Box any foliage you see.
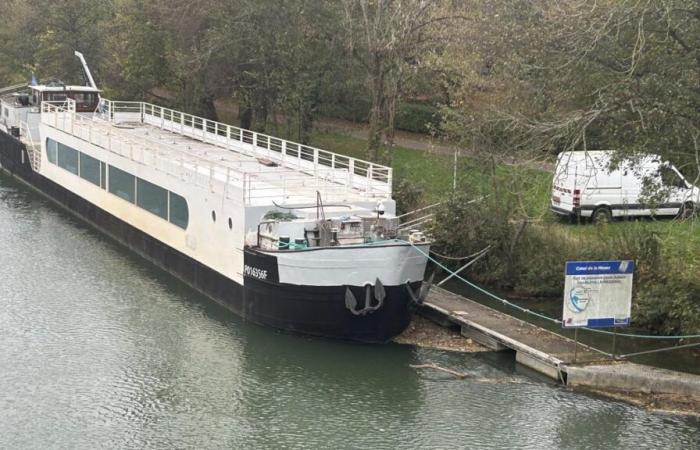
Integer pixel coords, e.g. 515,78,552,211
392,177,424,216
435,0,700,181
1,0,697,335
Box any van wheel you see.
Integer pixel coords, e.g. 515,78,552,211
592,207,612,224
678,202,696,219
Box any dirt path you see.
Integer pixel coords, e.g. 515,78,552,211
214,99,554,172
314,117,459,155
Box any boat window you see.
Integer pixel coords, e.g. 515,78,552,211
48,93,67,102
46,138,57,164
108,165,136,203
42,140,187,228
169,192,189,229
100,162,106,189
73,92,97,107
137,178,168,220
79,152,101,186
57,142,79,175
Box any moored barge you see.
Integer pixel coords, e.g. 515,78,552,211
0,53,430,343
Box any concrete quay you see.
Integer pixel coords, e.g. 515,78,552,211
422,287,700,410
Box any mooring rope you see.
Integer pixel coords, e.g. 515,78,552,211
399,239,700,341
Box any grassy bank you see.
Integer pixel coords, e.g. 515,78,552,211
309,130,700,336
310,131,551,213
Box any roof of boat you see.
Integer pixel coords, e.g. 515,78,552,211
30,85,101,93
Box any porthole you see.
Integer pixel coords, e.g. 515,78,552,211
212,210,216,222
228,217,233,230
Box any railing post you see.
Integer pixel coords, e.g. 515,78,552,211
367,165,373,193
209,162,214,192
225,167,231,198
348,159,355,188
313,148,319,177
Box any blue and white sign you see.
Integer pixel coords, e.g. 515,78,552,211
562,260,634,328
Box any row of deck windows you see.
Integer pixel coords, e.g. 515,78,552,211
46,138,189,229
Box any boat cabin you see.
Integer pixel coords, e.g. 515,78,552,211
29,84,100,112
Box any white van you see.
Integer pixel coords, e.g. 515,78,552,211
551,151,699,222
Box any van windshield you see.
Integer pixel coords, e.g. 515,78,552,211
659,166,687,189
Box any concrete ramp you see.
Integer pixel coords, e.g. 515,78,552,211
423,287,700,406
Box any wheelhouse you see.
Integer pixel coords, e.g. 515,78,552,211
30,84,100,113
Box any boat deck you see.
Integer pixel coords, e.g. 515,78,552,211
39,100,392,206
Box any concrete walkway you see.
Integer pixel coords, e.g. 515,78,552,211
422,287,700,408
423,287,602,379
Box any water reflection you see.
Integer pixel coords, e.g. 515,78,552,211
1,172,699,449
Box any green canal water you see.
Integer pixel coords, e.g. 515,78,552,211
0,172,698,449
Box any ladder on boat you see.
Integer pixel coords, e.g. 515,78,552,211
19,121,41,172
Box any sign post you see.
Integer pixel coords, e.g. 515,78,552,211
562,260,635,359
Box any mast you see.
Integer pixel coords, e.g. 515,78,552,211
74,51,97,90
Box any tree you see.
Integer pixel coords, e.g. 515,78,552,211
105,0,170,100
438,1,699,182
340,0,455,162
19,0,113,83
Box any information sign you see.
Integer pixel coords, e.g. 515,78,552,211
562,260,634,328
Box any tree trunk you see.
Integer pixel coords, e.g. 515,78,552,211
367,62,386,162
196,95,218,121
239,99,253,130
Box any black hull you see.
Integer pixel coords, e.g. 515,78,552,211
0,131,416,343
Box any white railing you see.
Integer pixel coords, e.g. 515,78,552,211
41,101,391,204
19,120,41,171
100,99,392,197
42,101,247,201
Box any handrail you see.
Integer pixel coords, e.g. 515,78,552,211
101,99,393,191
0,83,28,96
40,101,391,204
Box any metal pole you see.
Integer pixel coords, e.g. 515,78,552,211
453,149,458,190
573,328,579,363
611,326,618,359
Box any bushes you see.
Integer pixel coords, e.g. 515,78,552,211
429,183,700,336
392,177,425,215
318,100,442,134
394,103,442,134
634,280,700,336
318,98,371,123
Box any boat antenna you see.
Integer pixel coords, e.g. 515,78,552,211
316,191,326,221
74,51,98,90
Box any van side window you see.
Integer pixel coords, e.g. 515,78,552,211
659,167,686,189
